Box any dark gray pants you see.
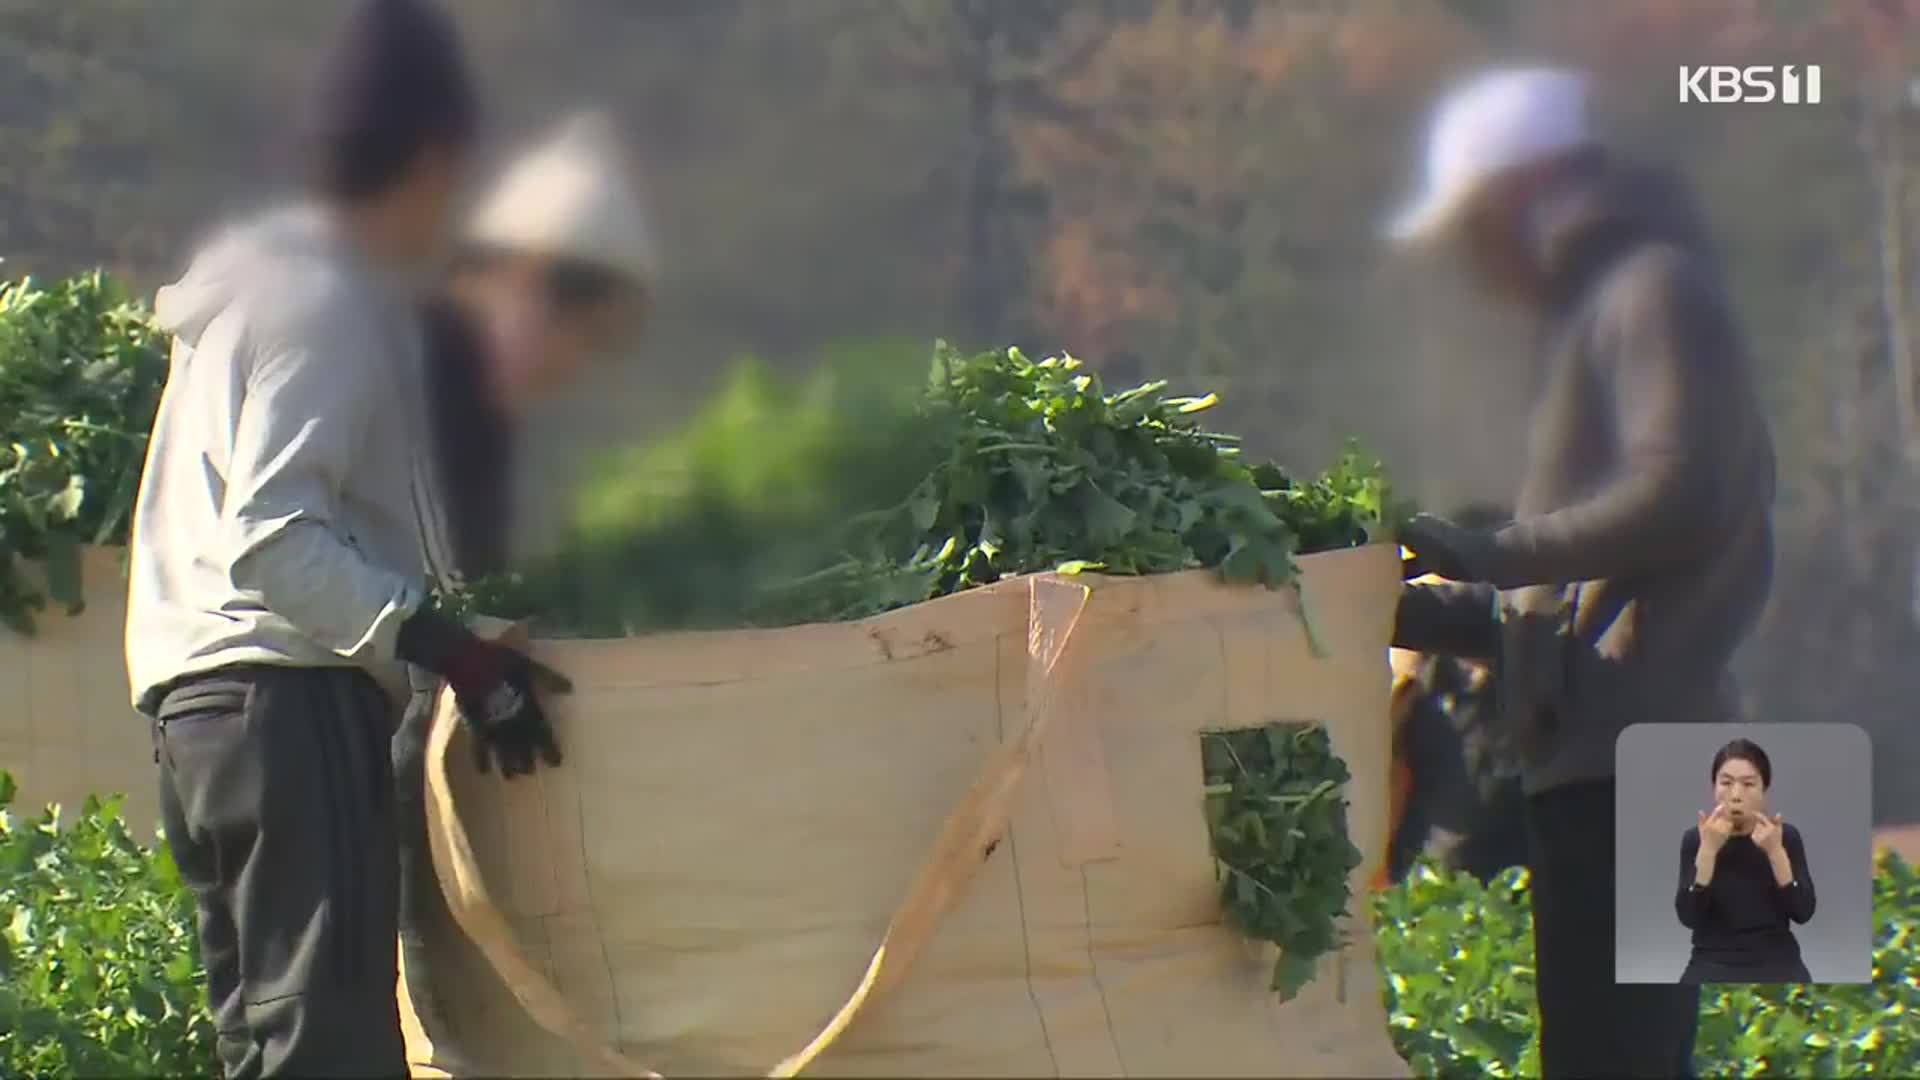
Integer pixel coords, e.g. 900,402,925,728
152,664,406,1080
391,671,455,1045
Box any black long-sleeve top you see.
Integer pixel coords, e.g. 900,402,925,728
1675,823,1815,983
419,297,515,581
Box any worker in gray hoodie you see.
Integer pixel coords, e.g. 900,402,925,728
1385,68,1774,1077
124,2,567,1075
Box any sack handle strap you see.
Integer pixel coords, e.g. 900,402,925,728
421,576,1093,1078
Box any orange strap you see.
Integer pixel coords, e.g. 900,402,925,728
1374,757,1412,892
1374,661,1421,892
420,581,1094,1077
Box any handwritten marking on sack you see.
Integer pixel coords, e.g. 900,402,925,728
866,627,958,662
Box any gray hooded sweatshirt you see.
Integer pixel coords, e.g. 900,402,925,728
125,205,452,710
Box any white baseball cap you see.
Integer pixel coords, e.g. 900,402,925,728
467,110,658,287
1386,66,1595,245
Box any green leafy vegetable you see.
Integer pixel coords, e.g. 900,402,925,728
453,341,1410,635
1202,721,1366,1001
7,766,1918,1075
0,772,217,1076
449,341,944,632
0,270,169,635
1373,853,1920,1077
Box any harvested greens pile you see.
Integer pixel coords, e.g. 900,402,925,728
1203,722,1367,1001
457,341,1404,1002
0,271,169,634
457,341,1403,634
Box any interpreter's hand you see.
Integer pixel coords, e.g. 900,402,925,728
1698,803,1735,854
1751,812,1786,857
1397,513,1499,584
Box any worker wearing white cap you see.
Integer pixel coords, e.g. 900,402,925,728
415,109,656,580
1385,67,1776,1077
391,109,657,1064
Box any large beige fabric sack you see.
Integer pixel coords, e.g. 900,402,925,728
402,544,1408,1078
0,546,155,838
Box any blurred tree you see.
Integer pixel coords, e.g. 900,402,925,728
1007,0,1479,462
813,0,1134,350
0,0,198,276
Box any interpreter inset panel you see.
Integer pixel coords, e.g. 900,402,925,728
1614,722,1873,986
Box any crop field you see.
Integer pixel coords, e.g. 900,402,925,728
4,268,1918,1078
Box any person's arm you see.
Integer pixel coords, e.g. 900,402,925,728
1675,827,1713,928
222,284,424,661
1393,580,1497,660
1776,824,1816,924
1477,251,1743,589
419,299,517,579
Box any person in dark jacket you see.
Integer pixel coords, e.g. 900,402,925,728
1677,738,1815,984
391,111,655,1069
1384,67,1776,1078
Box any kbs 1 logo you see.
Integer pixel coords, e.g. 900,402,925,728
1679,64,1822,104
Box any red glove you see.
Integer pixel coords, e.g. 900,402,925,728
398,609,570,777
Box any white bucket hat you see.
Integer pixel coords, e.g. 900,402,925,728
1386,66,1595,245
466,110,658,287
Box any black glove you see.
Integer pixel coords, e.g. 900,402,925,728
1399,512,1501,584
397,609,571,778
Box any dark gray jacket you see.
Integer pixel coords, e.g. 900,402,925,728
1395,154,1777,796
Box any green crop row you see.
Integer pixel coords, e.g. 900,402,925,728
7,776,1915,1077
0,271,168,634
1378,852,1920,1077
